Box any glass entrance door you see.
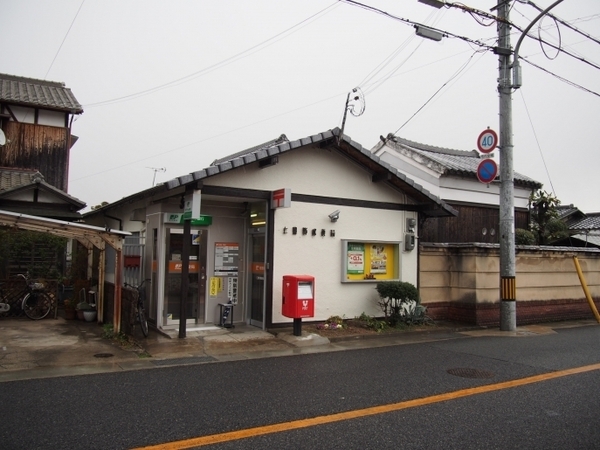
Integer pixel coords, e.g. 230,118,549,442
249,231,265,328
164,228,207,325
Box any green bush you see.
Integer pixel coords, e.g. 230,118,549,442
376,281,427,327
376,281,419,303
515,228,536,245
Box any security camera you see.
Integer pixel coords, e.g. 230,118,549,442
328,210,340,222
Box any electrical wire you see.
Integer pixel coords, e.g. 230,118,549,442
538,15,561,60
519,57,600,98
340,0,495,51
71,91,344,182
358,4,446,96
517,90,556,195
392,50,480,135
521,0,600,47
511,22,600,72
84,2,339,108
44,0,86,79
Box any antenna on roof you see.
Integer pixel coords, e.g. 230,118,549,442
147,167,166,186
338,87,365,144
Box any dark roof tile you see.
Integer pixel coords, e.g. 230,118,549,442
0,73,83,113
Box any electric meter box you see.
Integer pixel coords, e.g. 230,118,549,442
282,275,315,319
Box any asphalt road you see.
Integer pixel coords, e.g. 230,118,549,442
1,324,599,450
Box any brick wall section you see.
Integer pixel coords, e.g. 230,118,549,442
426,298,598,326
420,243,600,326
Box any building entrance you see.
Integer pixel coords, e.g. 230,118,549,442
163,227,207,325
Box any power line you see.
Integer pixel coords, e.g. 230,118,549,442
517,90,556,196
44,0,86,79
520,57,600,98
392,49,481,135
84,2,339,108
340,0,495,51
71,91,344,183
519,0,600,46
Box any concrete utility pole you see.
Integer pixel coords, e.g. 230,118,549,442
496,0,516,331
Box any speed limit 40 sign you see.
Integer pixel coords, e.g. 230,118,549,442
477,129,498,154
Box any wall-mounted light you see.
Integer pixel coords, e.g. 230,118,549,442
252,220,266,226
328,210,340,222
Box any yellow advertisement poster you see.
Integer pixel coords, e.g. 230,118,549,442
345,241,396,281
370,244,387,274
209,277,222,297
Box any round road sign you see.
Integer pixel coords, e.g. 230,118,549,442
477,159,498,184
477,129,498,154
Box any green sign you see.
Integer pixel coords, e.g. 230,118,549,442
164,213,212,226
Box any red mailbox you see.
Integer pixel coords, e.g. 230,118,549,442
282,275,315,319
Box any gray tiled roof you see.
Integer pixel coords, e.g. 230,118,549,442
568,213,600,232
0,167,43,191
165,128,457,218
0,73,83,114
0,167,85,207
211,134,289,166
383,135,542,188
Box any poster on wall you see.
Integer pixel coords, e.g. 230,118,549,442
342,240,399,282
214,242,239,276
370,244,387,274
347,243,365,275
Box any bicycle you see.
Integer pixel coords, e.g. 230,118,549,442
18,273,53,320
124,279,149,337
0,282,10,313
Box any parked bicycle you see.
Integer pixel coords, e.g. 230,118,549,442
124,279,149,337
0,282,10,313
18,273,53,320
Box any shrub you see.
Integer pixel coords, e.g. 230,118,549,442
375,281,428,327
515,228,536,245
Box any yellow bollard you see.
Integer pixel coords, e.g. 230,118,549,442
573,256,600,323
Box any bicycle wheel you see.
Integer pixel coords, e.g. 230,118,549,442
138,306,148,337
22,292,52,320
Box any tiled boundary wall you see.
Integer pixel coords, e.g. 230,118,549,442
420,243,600,326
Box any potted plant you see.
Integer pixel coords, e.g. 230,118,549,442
76,297,96,321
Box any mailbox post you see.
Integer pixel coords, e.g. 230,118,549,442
282,275,315,336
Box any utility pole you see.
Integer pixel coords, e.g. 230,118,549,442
496,1,516,331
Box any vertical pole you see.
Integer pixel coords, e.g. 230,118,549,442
497,1,516,331
293,318,302,337
179,216,190,338
114,248,123,334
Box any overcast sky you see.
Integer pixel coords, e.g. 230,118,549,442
2,0,599,212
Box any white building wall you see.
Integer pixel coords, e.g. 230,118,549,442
271,202,418,324
207,146,409,204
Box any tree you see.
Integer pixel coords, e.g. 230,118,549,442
528,189,568,245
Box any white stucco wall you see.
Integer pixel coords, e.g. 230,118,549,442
270,200,418,324
206,145,410,204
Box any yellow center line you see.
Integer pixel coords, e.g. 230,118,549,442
133,362,600,450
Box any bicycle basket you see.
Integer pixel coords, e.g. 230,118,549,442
30,282,46,291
